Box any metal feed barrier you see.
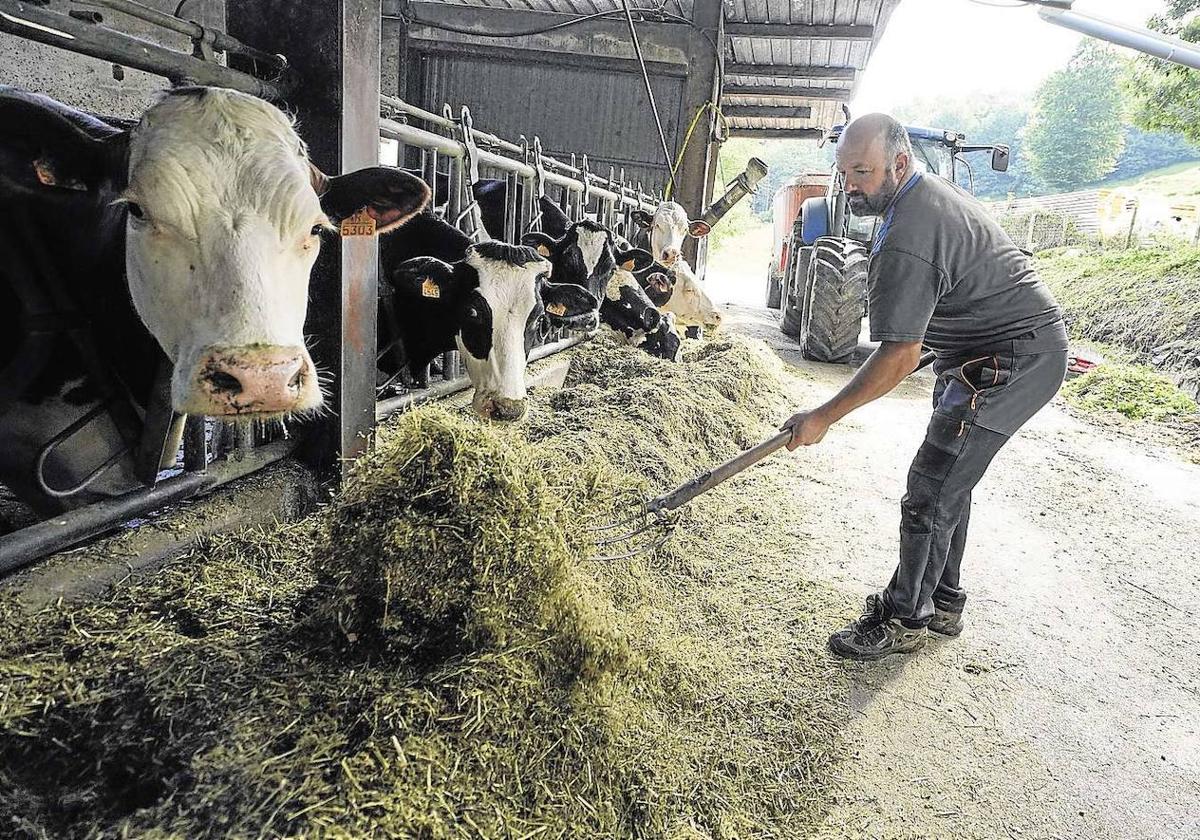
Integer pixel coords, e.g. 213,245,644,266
0,5,663,573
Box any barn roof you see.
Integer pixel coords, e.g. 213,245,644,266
412,0,902,137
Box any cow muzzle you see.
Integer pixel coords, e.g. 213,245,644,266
184,345,321,417
475,394,527,423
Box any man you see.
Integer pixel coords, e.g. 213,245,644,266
782,114,1068,661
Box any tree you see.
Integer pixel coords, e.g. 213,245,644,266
1126,0,1200,144
1024,42,1127,193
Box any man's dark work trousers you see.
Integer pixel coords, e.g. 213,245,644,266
883,346,1068,627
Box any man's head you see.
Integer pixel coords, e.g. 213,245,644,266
836,113,913,217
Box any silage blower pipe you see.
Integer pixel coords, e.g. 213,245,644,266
692,157,768,236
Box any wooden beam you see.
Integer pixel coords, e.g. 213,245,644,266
727,128,826,139
725,63,857,81
723,105,813,119
723,84,852,99
674,0,723,268
724,23,873,40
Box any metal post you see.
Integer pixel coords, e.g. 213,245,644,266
1126,201,1140,249
227,0,382,477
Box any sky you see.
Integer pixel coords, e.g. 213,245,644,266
851,0,1169,113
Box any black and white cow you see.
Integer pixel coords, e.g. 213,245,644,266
601,270,681,361
0,86,429,510
381,218,595,422
630,201,722,332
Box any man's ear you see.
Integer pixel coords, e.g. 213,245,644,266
521,231,558,259
0,91,127,197
388,256,458,304
687,219,711,238
315,165,431,234
540,280,597,322
616,247,653,273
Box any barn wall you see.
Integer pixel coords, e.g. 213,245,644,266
0,0,227,117
410,44,687,191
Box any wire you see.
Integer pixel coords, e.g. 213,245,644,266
622,0,674,172
172,0,196,17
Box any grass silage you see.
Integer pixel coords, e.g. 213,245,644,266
0,335,849,839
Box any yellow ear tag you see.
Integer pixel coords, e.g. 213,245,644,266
420,277,440,299
536,244,552,258
620,259,636,271
339,209,377,237
546,302,567,317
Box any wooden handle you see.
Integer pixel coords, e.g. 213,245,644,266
646,430,793,515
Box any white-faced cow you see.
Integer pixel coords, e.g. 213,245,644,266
0,86,429,511
629,202,723,334
381,217,595,422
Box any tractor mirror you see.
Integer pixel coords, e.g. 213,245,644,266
991,145,1011,173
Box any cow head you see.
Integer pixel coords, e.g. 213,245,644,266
522,221,651,328
662,261,722,332
113,88,430,418
631,201,708,266
635,262,675,308
387,241,595,421
601,270,680,361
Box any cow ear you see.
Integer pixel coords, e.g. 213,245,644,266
540,280,596,322
631,210,653,230
616,248,653,273
688,219,711,238
388,256,457,303
537,196,572,239
317,165,431,234
0,92,126,196
521,231,557,259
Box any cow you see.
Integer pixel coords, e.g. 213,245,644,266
601,269,681,361
380,216,595,422
631,200,708,267
660,259,723,334
0,86,430,511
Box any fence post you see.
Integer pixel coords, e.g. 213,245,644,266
1126,201,1140,249
1192,216,1200,247
1060,213,1069,247
1026,211,1038,251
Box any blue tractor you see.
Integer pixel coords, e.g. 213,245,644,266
779,125,1010,362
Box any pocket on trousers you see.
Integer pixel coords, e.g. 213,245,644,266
911,412,970,483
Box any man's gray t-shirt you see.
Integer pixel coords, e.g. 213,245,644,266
868,171,1066,358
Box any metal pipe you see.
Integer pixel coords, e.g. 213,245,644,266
0,437,297,575
0,0,283,98
375,335,585,421
1038,7,1200,70
88,0,287,69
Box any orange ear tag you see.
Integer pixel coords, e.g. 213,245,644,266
339,210,377,237
620,259,636,271
546,302,567,316
420,278,440,299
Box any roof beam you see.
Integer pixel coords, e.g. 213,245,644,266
723,23,873,40
724,63,858,81
723,105,813,119
722,84,852,99
727,128,827,139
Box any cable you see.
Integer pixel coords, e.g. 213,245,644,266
622,0,674,172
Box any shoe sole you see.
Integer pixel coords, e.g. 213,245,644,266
928,623,963,638
827,634,927,662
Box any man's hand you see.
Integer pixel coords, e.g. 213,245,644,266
780,409,832,450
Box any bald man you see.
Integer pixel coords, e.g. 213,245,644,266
781,114,1068,661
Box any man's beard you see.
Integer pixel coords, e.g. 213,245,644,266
847,169,899,217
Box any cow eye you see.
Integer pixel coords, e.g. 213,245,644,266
310,224,324,236
465,306,480,321
127,202,144,220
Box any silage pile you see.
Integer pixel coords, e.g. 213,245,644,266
0,335,849,839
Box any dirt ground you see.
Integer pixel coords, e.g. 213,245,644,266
717,303,1199,840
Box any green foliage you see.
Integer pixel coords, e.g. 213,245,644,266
709,139,772,248
1126,2,1200,144
1108,125,1200,182
1025,42,1127,192
1062,362,1198,421
716,136,831,221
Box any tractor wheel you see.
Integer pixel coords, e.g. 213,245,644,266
780,246,812,338
766,264,782,309
799,236,869,363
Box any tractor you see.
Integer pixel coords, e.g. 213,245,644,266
774,125,1011,362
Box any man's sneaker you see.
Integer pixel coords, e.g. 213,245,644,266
928,606,964,637
828,595,926,661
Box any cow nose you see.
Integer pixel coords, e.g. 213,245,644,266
196,346,309,414
483,396,527,422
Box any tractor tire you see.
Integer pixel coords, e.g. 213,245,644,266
799,237,869,363
780,246,812,338
766,264,783,309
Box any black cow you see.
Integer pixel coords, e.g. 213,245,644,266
601,270,681,361
381,217,595,421
0,86,428,513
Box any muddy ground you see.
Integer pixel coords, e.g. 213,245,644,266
719,304,1199,840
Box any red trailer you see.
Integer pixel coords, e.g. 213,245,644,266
767,173,829,308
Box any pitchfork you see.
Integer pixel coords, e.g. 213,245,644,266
591,351,937,561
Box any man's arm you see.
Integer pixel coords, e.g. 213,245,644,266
781,340,924,450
